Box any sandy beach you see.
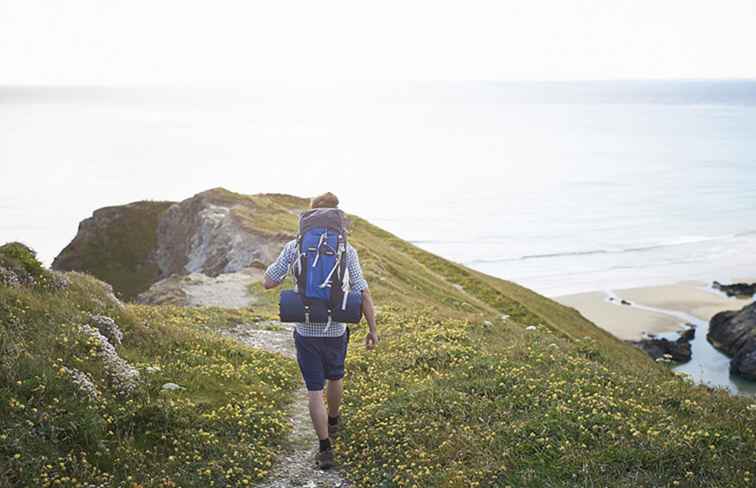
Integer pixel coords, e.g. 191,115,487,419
557,281,754,341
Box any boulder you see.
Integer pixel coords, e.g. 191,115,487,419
633,337,692,363
708,302,756,355
708,302,756,380
712,281,756,299
731,339,756,381
679,327,696,342
633,328,695,363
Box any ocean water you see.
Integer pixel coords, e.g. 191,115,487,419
1,81,756,297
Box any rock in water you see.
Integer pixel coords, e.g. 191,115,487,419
679,327,696,342
708,302,756,380
632,329,695,363
731,340,756,381
634,338,692,363
709,302,756,354
712,281,756,298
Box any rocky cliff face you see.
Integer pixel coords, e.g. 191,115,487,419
52,201,173,300
154,189,292,278
53,188,307,301
708,302,756,380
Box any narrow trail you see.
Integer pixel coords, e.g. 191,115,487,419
221,321,351,488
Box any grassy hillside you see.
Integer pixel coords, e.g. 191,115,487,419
1,243,298,487
233,194,756,487
5,189,756,487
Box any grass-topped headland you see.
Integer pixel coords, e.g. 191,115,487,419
8,189,756,487
52,200,173,301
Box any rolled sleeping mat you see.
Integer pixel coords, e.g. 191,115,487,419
332,291,363,323
279,290,328,323
279,290,363,324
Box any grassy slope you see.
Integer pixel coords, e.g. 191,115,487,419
6,189,756,487
238,194,756,488
53,201,174,301
1,244,299,487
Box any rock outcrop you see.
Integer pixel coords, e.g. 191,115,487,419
632,329,694,363
731,341,756,381
712,281,756,298
709,302,756,355
153,189,293,278
52,201,173,299
53,188,308,300
708,301,756,380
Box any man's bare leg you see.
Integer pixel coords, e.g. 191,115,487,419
307,390,329,440
326,378,343,418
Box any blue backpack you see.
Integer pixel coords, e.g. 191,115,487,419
279,208,362,325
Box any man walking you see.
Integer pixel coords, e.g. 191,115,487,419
263,192,379,470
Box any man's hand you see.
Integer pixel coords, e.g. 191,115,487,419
263,275,280,290
361,289,378,350
365,331,379,350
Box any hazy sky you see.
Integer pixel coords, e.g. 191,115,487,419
2,0,756,84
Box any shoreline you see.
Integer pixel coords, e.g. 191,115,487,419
556,280,754,341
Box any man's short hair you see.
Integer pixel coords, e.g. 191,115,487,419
311,192,339,209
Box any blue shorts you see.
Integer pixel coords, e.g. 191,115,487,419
293,328,350,391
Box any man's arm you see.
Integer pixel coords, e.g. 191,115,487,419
362,289,378,350
263,241,296,289
346,245,379,350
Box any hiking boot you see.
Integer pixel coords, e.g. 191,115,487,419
316,448,335,470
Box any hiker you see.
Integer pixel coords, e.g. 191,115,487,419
263,192,379,470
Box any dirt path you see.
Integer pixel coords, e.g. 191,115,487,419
221,322,351,488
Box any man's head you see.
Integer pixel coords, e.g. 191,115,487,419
311,192,339,209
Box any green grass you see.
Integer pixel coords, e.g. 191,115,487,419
234,196,756,488
1,245,298,487
8,190,756,487
340,307,756,487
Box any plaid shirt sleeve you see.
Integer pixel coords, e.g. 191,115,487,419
264,240,297,284
346,245,369,293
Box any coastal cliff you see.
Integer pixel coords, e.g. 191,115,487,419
52,189,305,300
52,200,172,299
4,188,756,487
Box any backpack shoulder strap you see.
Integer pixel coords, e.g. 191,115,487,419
293,235,306,293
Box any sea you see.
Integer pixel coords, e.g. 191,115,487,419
2,81,756,297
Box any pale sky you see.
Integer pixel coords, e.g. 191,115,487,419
2,0,756,84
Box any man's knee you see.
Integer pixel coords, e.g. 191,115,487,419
307,388,324,399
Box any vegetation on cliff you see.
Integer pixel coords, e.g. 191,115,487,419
52,201,173,300
1,244,298,487
233,193,756,487
6,190,756,487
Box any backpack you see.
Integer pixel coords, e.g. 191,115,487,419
290,208,353,324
